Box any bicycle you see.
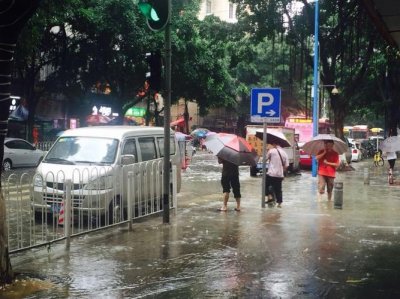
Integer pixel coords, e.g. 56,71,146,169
373,149,384,167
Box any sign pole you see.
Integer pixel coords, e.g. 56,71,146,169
312,0,319,177
261,120,268,208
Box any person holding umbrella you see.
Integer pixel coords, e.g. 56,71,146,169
265,142,289,208
217,156,241,212
204,133,258,211
254,129,291,208
315,140,340,200
381,128,398,184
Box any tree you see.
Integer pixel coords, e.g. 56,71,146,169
12,0,69,141
13,0,153,132
171,1,237,115
231,0,386,137
0,0,41,284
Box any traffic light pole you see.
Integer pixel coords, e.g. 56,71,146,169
162,0,171,224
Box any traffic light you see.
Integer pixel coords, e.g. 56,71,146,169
138,0,169,31
145,51,162,91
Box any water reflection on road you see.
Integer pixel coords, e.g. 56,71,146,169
5,153,400,298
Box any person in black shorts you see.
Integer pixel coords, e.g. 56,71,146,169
218,157,241,211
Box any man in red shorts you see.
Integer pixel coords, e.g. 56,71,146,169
316,140,340,200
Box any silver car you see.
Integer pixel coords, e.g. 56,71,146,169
3,138,45,171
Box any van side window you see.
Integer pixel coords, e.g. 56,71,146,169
138,137,157,161
122,139,137,157
158,137,176,157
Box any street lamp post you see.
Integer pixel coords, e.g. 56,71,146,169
312,1,340,177
311,82,339,177
312,0,319,177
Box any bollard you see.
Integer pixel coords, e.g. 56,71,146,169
363,167,370,185
333,182,343,209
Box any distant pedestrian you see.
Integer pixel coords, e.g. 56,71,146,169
316,140,340,200
265,143,289,208
387,151,396,184
218,157,241,211
386,128,397,184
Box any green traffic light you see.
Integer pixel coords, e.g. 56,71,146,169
138,0,169,31
138,1,160,22
150,9,160,21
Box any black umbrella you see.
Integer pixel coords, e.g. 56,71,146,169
255,129,291,148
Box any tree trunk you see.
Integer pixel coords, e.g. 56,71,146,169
0,0,40,285
386,52,400,134
183,100,189,134
330,95,346,139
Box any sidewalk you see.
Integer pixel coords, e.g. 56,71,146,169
8,156,400,298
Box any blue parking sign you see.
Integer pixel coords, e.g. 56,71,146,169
250,88,281,123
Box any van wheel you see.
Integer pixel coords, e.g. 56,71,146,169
250,166,258,177
108,196,122,224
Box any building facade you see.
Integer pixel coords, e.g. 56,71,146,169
198,0,237,23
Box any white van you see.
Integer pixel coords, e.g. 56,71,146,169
32,126,181,222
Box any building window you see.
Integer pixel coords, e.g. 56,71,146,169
229,3,234,19
206,0,211,14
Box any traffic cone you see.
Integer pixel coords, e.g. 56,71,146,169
58,201,65,225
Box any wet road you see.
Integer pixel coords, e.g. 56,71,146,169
5,152,400,298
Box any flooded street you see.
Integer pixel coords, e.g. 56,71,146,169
4,152,400,298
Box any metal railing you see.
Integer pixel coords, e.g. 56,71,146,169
36,141,54,151
2,161,177,254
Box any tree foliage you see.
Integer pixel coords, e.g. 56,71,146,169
171,1,237,115
231,0,394,136
12,0,241,131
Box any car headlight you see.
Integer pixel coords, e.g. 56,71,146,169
34,176,43,187
85,176,113,190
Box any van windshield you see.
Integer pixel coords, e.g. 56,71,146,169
44,137,119,164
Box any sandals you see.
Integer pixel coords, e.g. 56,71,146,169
217,207,241,212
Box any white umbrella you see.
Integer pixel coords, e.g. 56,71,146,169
379,136,400,152
302,134,348,155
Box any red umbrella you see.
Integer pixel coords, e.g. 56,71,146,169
205,133,258,166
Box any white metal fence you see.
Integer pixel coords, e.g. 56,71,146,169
36,141,54,151
2,160,177,254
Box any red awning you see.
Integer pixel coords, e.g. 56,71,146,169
170,117,185,127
